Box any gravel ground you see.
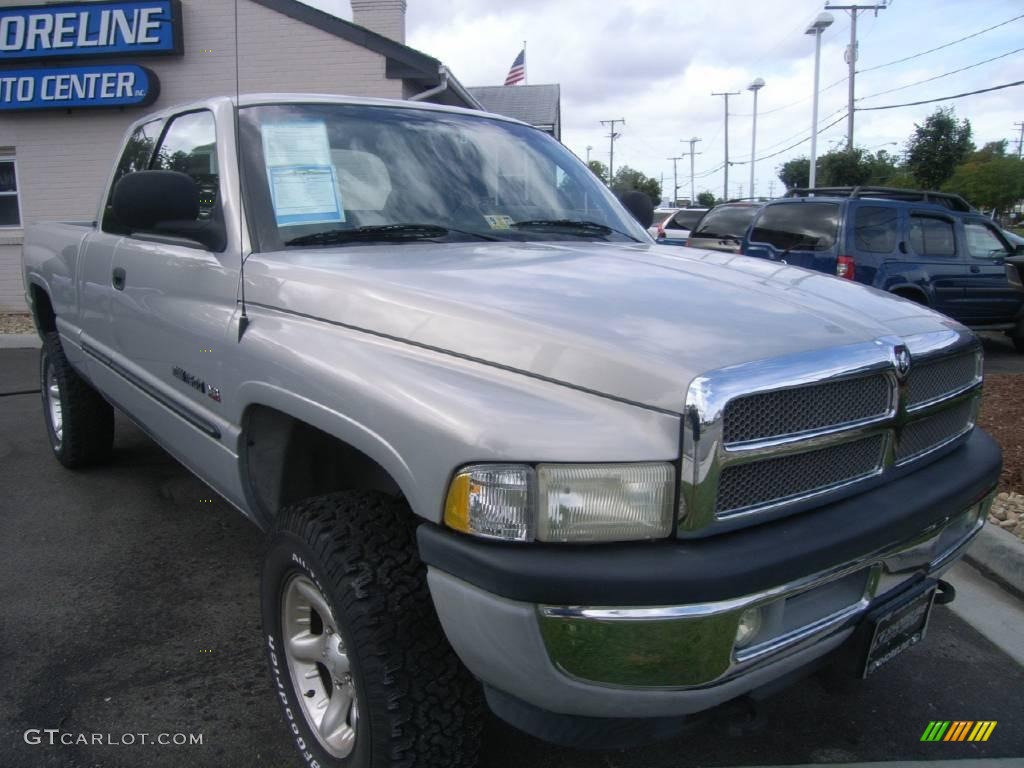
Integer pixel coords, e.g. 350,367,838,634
0,313,33,334
977,374,1024,538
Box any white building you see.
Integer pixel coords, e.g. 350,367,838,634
0,0,481,311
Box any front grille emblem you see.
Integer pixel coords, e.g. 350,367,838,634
893,345,912,381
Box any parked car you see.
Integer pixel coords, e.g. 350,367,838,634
656,207,708,245
22,96,1000,768
684,201,764,252
740,188,1024,351
648,207,679,238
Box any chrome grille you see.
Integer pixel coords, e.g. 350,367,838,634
715,435,886,516
896,399,976,463
906,352,978,408
723,374,891,445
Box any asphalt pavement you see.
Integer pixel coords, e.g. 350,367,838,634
1,347,1023,768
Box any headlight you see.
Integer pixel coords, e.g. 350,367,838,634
444,462,675,543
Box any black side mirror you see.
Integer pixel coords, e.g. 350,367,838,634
617,190,655,230
112,170,226,251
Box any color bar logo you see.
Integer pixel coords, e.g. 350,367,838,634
921,721,997,742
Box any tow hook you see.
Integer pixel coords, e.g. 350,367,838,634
934,579,956,605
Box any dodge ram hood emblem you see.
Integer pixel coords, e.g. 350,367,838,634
893,345,912,380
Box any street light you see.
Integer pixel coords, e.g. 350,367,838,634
586,145,593,163
806,11,834,190
747,77,765,199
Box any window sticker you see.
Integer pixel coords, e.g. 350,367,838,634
484,214,513,230
260,121,344,227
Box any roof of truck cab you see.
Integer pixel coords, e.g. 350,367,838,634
130,94,532,131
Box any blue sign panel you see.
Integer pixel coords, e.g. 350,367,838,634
0,1,183,62
0,64,159,110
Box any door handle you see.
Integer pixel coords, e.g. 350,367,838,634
970,265,980,274
112,267,126,290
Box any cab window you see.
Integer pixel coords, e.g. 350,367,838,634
101,119,163,234
150,110,220,220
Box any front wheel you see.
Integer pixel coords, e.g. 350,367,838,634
261,491,482,768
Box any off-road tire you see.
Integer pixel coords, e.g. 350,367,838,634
40,331,114,468
261,491,483,768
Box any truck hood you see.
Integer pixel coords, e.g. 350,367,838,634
245,241,958,412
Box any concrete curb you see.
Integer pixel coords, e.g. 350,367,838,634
965,522,1024,601
0,334,40,349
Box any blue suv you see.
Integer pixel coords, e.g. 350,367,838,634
741,187,1024,351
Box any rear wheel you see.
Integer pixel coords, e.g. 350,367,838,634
261,491,482,768
40,331,114,468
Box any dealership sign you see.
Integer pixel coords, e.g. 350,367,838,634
0,64,158,111
0,1,180,111
0,1,183,61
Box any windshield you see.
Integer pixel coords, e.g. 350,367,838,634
239,103,647,250
691,205,760,239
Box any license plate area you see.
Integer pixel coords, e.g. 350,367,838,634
862,581,936,678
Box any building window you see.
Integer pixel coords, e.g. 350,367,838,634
0,156,21,228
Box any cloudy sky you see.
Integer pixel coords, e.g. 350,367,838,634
303,0,1023,201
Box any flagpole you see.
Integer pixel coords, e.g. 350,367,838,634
523,40,527,85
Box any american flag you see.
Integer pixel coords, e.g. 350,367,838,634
504,49,525,86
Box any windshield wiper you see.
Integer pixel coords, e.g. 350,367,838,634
510,219,639,242
285,224,500,247
777,236,822,260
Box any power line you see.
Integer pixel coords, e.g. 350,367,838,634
731,113,849,164
857,12,1024,74
856,46,1024,102
731,75,847,117
854,80,1024,111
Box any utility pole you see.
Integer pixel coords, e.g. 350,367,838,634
667,156,683,205
586,145,593,164
683,137,701,205
1015,122,1024,159
768,179,776,198
826,2,888,149
737,183,744,200
600,118,625,184
711,92,740,201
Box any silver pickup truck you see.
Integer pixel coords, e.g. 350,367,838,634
22,94,1001,768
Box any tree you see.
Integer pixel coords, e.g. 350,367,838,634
610,165,661,205
863,149,901,186
586,159,609,184
904,107,974,190
696,190,717,208
777,157,810,189
818,149,873,186
945,155,1024,214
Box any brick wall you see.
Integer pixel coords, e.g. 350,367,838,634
0,0,406,311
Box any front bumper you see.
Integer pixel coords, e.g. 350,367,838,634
419,429,1000,719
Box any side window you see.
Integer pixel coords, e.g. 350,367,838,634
963,221,1010,260
853,206,898,253
101,120,162,234
150,111,220,220
0,156,22,227
909,215,956,257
